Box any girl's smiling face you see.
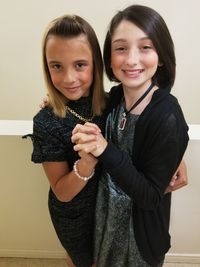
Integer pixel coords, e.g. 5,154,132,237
111,20,159,91
46,34,93,101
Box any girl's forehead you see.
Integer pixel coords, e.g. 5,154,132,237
46,34,92,52
45,34,93,61
47,33,89,45
112,20,148,42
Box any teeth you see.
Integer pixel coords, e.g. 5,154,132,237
125,70,142,73
124,70,142,75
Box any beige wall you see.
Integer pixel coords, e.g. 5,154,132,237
0,136,65,257
0,0,200,263
0,0,199,123
170,140,200,255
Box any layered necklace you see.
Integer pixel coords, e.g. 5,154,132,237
119,83,154,130
66,105,94,123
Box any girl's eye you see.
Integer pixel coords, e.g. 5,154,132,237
115,47,127,52
75,62,87,70
51,64,62,71
141,45,152,51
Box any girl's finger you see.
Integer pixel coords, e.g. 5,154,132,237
84,122,101,131
71,132,97,144
73,142,97,153
72,124,100,135
72,124,84,135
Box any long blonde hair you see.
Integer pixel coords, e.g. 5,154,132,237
42,15,106,118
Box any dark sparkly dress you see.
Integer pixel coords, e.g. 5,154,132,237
94,102,152,267
29,96,104,267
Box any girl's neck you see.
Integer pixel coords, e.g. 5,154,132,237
122,82,158,114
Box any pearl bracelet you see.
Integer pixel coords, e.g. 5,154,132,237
73,160,95,181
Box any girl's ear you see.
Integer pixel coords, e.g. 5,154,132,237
158,62,163,67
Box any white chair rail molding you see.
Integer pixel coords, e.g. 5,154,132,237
0,120,200,139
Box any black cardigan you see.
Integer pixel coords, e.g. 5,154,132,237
98,84,189,266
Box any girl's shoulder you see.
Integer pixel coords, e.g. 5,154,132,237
141,88,188,132
148,87,180,112
33,106,65,134
32,106,72,144
104,84,123,115
108,83,123,99
33,106,58,124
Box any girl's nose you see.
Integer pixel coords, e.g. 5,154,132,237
126,49,139,66
63,69,76,83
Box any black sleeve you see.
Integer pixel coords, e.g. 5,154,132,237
97,113,189,210
31,118,68,163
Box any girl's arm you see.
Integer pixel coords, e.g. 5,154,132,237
72,122,188,208
72,125,188,194
165,159,188,193
32,113,98,202
43,152,97,202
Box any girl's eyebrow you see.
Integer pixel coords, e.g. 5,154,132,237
112,39,127,44
74,59,89,63
48,60,61,64
112,36,151,44
48,59,89,64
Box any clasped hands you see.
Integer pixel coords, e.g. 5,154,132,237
71,122,107,157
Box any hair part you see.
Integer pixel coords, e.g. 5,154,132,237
103,5,176,88
42,15,106,118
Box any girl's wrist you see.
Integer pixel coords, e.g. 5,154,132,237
80,156,98,167
92,139,108,157
73,159,96,181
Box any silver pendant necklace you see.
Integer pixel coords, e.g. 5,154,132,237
118,83,154,130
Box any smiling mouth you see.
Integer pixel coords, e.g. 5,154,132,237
64,86,80,91
123,69,144,74
122,69,144,78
